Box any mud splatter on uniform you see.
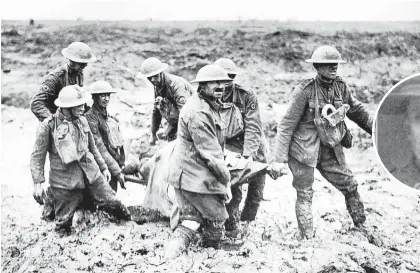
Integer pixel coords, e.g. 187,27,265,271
86,103,125,191
30,109,130,231
276,76,373,238
221,83,268,231
167,92,230,247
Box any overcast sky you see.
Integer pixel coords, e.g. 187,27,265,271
1,0,420,21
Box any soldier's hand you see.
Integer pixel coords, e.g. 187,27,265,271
118,172,126,190
103,169,111,183
149,134,158,146
33,183,45,205
268,162,289,180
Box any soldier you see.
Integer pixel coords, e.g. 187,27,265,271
30,85,131,235
137,57,194,145
31,41,96,121
273,46,373,239
164,65,232,258
214,58,268,237
85,81,126,192
30,41,95,220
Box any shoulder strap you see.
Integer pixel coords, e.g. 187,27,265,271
314,80,320,119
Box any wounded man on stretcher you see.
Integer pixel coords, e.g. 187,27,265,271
122,126,288,230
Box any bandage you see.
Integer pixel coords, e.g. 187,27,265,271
321,104,336,118
181,220,200,231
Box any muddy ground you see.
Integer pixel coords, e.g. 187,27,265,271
1,21,420,273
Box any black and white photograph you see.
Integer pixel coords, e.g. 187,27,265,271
375,73,420,190
1,1,420,272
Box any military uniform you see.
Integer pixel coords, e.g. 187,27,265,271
30,109,130,231
167,92,231,247
86,103,125,191
31,65,84,121
221,83,268,232
151,73,194,141
276,76,373,238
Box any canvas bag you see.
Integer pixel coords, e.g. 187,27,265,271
313,80,347,148
53,117,88,164
106,116,124,149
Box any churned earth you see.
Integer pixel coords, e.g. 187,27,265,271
1,20,420,273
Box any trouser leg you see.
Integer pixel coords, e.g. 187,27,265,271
174,189,228,249
49,187,83,233
289,156,315,239
225,185,242,231
87,176,131,221
166,123,178,142
241,173,266,221
41,186,55,221
317,146,366,226
109,175,119,192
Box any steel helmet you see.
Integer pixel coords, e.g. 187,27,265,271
54,85,92,108
86,81,121,94
214,58,238,75
137,57,169,78
191,64,233,83
305,45,346,64
61,42,96,63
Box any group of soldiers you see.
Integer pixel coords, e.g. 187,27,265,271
29,41,373,258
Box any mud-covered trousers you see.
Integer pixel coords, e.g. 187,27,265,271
288,145,366,239
225,173,266,231
174,188,228,248
46,179,130,231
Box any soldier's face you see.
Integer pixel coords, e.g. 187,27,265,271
223,74,235,89
96,93,111,108
70,104,85,118
147,73,162,86
68,60,87,74
407,99,420,161
202,81,225,100
315,63,338,80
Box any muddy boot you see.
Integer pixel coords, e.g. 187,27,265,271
344,188,366,227
202,220,224,249
240,174,265,222
164,225,195,259
295,190,314,239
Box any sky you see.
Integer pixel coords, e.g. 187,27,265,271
1,0,420,21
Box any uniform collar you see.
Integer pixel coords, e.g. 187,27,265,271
222,83,235,102
66,64,84,77
198,93,222,111
155,72,168,95
92,102,108,118
56,108,80,122
316,75,334,89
